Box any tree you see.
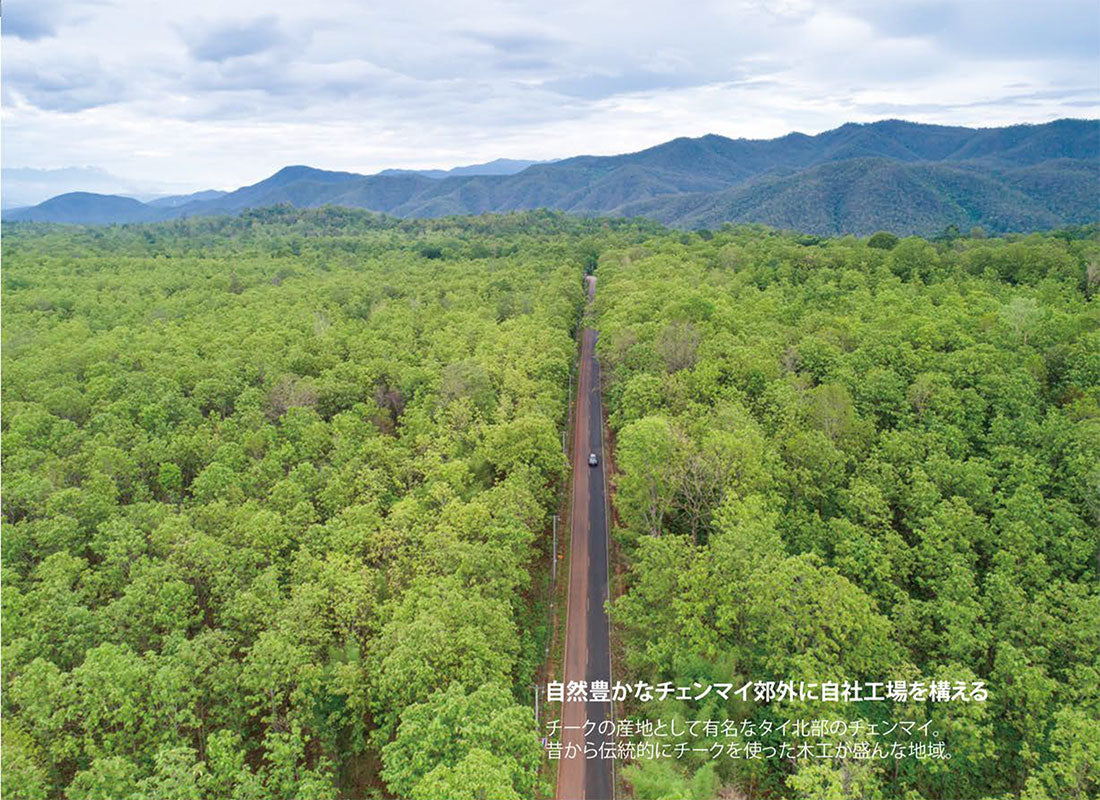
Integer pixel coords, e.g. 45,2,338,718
0,721,51,800
623,758,720,800
615,416,682,536
611,534,696,673
867,231,899,250
67,757,141,800
1026,707,1100,800
135,747,204,800
674,417,770,544
1000,296,1042,347
656,321,700,372
259,724,338,800
890,237,940,281
481,414,564,489
382,683,540,799
411,749,524,800
372,577,519,739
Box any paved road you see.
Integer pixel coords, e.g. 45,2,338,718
557,276,614,800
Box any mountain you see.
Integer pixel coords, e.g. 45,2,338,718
0,166,218,209
615,157,1100,235
6,192,156,224
146,189,228,208
377,158,548,179
6,119,1098,234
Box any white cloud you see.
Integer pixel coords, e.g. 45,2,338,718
2,0,1096,193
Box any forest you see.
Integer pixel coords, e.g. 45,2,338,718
0,208,656,799
2,207,1098,800
595,225,1100,799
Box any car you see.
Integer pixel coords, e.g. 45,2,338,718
588,452,599,466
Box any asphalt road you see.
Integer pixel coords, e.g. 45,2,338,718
557,277,614,800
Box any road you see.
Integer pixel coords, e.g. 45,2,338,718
557,276,614,800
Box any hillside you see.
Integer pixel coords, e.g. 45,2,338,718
377,157,548,179
6,119,1098,234
617,157,1100,235
7,192,157,224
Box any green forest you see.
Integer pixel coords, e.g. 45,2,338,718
2,208,1099,800
596,227,1100,799
0,208,652,799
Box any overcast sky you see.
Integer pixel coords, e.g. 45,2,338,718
3,0,1098,195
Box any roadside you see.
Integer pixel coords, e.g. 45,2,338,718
537,279,586,799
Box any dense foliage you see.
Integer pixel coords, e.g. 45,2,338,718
595,226,1100,799
0,208,657,799
4,208,1097,799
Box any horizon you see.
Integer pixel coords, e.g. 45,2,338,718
3,0,1098,205
5,115,1096,209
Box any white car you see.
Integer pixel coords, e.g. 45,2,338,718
588,452,599,466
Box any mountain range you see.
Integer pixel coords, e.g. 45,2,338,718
6,119,1098,235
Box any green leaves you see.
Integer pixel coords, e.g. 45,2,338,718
616,415,682,537
596,227,1100,800
2,215,592,798
382,683,540,800
5,210,1097,799
372,576,520,739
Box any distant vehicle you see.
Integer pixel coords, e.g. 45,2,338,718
588,452,599,466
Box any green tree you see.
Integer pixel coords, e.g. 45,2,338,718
616,416,682,536
382,683,540,799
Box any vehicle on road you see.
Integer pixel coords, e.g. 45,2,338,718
588,452,599,466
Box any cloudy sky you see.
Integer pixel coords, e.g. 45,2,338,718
3,0,1098,199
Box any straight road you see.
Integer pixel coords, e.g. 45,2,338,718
557,276,614,800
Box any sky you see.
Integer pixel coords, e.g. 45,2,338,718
3,0,1098,201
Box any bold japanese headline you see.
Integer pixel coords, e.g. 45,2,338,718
545,680,988,704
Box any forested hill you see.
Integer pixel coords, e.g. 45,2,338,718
7,119,1098,234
